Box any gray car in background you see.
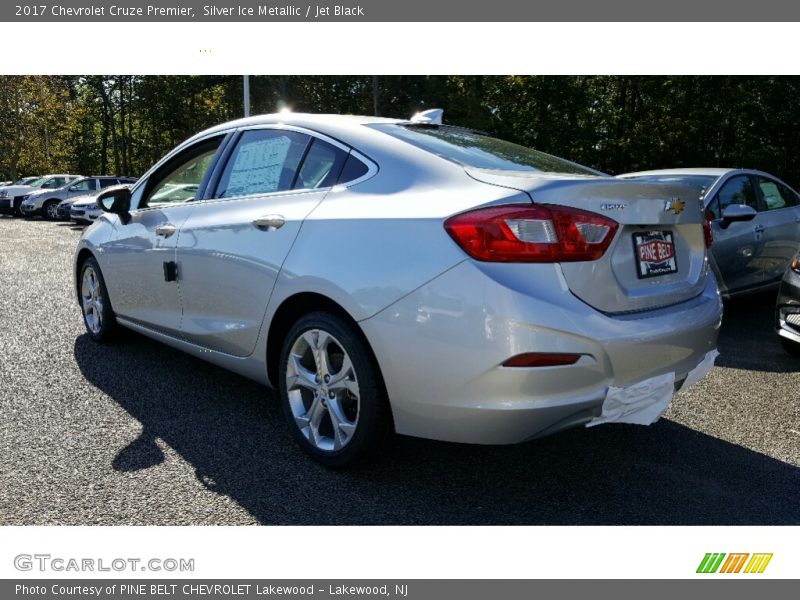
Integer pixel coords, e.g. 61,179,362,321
620,168,800,297
74,112,723,466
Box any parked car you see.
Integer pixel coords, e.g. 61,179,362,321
775,251,800,356
69,184,134,224
619,168,800,297
20,176,136,220
54,177,137,222
0,176,42,215
75,111,724,466
0,174,81,217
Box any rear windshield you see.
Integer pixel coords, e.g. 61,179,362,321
622,174,718,194
370,123,600,176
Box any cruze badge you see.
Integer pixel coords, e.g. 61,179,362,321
665,198,686,215
600,203,626,211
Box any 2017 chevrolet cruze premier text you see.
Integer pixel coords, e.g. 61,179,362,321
75,111,733,466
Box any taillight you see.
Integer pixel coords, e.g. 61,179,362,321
703,212,713,248
444,203,618,262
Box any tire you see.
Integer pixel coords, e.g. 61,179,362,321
79,257,119,342
278,311,393,467
780,336,800,357
42,199,59,221
12,198,23,217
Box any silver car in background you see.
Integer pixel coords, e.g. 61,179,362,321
0,174,79,216
74,112,723,466
620,168,800,297
21,175,135,220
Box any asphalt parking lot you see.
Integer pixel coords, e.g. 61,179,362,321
0,216,798,525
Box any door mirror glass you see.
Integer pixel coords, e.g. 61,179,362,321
97,186,132,215
720,204,757,228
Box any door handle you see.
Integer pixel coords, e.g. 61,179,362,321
252,215,285,231
155,223,177,237
754,225,765,233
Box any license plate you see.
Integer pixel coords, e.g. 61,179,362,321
633,230,677,279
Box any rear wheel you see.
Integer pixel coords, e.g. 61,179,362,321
79,257,119,342
42,199,59,220
780,336,800,357
278,311,392,467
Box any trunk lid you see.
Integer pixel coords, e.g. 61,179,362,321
466,168,709,313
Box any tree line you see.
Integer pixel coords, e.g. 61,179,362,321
1,76,799,187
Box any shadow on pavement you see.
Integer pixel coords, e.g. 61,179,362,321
716,291,799,373
73,326,800,526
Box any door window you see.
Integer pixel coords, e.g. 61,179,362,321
294,138,348,190
214,129,310,199
711,175,758,219
133,136,224,209
70,179,95,192
757,176,798,210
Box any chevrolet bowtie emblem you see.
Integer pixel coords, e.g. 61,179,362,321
665,198,685,215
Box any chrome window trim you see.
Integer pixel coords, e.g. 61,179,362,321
128,124,378,213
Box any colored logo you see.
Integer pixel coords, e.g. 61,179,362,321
664,197,686,215
696,553,773,574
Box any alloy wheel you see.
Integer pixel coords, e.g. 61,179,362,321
285,328,360,452
81,266,104,335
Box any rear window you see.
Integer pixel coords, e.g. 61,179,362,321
370,123,599,175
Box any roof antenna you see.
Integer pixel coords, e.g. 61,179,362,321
410,108,444,124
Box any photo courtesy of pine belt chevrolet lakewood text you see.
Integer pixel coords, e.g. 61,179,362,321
74,110,730,466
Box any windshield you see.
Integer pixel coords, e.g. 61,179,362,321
370,123,600,176
19,177,44,186
621,174,719,195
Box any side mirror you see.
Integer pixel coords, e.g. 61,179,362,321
720,204,757,229
97,186,131,214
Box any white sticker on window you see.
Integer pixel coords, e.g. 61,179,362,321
226,136,292,197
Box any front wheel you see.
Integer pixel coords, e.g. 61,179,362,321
278,312,393,467
79,257,119,342
42,200,59,221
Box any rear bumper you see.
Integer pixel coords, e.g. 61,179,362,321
361,260,722,444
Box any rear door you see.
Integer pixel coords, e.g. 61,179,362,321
175,127,349,356
706,174,765,294
752,175,800,284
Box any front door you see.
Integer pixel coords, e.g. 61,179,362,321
100,137,224,336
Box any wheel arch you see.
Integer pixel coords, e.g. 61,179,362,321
74,248,96,302
265,292,388,403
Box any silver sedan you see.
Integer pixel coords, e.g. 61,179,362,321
620,168,800,297
74,112,724,466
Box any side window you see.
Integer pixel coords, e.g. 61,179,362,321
40,178,60,189
71,179,94,192
338,153,370,185
294,139,348,190
713,175,758,218
99,178,118,188
214,129,310,199
757,176,798,210
139,137,223,208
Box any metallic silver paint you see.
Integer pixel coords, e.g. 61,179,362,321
75,113,723,446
